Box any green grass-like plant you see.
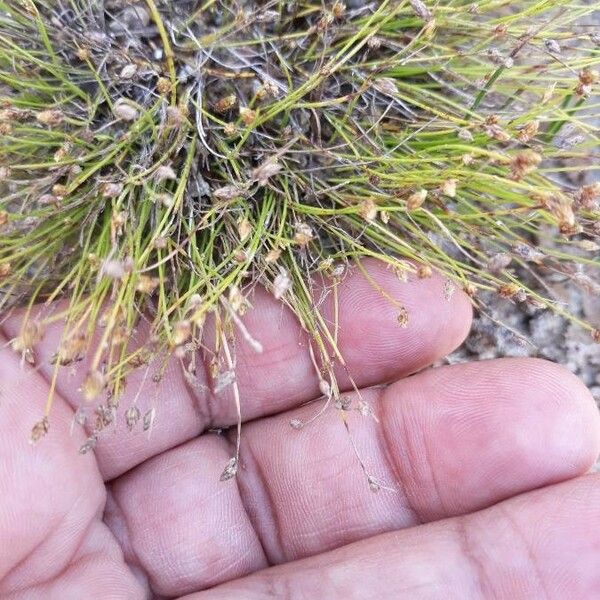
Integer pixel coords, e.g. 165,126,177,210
0,1,599,449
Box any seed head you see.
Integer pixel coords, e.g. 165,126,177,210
510,150,542,180
125,406,141,431
294,222,315,246
237,217,253,242
114,101,138,121
173,320,192,346
417,264,432,279
239,106,256,125
574,183,600,210
358,198,378,222
136,275,160,294
498,283,520,299
273,268,292,299
544,39,561,54
54,332,87,365
101,182,124,198
397,306,409,327
265,248,282,263
407,189,427,211
213,185,245,201
440,179,457,198
251,158,282,185
215,94,237,113
36,109,63,126
30,417,49,444
220,457,239,481
81,370,106,402
12,320,44,354
156,77,171,95
154,164,177,182
332,2,346,19
409,0,432,21
517,120,540,143
119,63,137,79
488,253,512,272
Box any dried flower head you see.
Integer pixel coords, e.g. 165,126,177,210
81,370,106,402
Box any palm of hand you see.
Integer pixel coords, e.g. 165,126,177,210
1,261,599,600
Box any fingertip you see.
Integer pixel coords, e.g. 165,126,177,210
333,258,473,382
514,358,600,472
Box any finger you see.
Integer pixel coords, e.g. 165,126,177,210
186,474,600,600
2,259,472,479
0,333,142,598
104,358,599,597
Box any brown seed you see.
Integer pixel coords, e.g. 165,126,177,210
592,330,600,343
119,63,138,79
228,285,247,314
0,262,11,278
0,210,8,227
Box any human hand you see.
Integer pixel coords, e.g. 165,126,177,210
1,261,599,599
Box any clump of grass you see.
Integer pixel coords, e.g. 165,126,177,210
0,1,599,453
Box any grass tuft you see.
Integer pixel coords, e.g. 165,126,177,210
0,1,599,451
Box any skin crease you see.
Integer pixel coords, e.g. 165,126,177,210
0,260,598,600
